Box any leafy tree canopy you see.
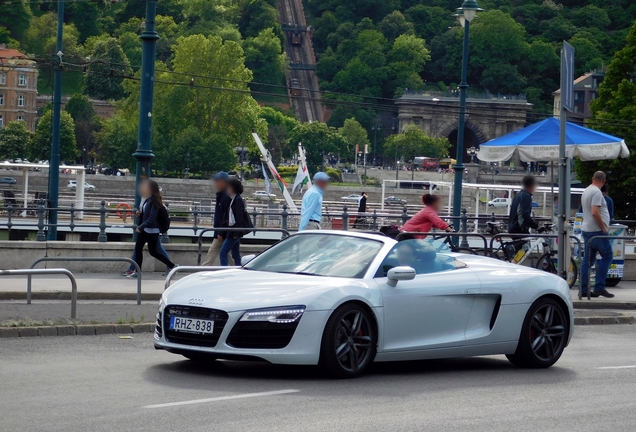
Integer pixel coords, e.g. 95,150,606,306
30,109,78,162
288,122,348,172
0,121,32,161
384,125,450,163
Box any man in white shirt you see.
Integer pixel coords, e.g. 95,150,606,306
580,171,614,298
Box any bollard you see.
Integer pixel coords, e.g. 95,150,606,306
281,204,288,230
192,205,199,234
98,200,108,242
69,203,76,231
36,199,46,241
401,206,409,225
162,203,171,243
6,203,13,230
342,206,349,230
460,208,470,248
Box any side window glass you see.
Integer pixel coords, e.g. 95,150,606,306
376,240,462,277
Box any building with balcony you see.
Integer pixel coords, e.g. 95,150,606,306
0,46,39,131
552,69,604,124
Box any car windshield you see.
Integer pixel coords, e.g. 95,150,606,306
244,233,384,278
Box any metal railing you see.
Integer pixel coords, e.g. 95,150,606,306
0,201,523,243
197,228,291,265
582,235,635,301
489,233,582,259
395,231,490,253
0,268,78,318
28,257,142,305
164,266,240,290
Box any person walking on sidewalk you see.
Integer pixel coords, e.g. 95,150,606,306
299,172,329,230
219,178,251,266
201,172,234,266
132,179,177,275
581,171,614,298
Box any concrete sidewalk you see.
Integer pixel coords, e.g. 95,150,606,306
1,272,636,309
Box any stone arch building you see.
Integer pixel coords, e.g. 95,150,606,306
396,92,531,163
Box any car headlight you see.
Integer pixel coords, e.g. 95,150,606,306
239,306,305,324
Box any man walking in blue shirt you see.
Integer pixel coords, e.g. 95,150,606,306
299,172,329,230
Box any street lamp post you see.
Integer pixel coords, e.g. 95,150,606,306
371,121,381,166
451,0,482,231
133,0,159,214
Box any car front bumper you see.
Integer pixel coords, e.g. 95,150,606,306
154,305,331,365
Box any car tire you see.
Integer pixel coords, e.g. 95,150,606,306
319,303,377,378
506,297,568,368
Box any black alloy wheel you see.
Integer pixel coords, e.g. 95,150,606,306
320,304,377,378
507,298,568,368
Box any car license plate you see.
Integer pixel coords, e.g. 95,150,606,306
169,316,214,334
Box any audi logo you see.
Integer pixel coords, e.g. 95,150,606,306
188,298,205,305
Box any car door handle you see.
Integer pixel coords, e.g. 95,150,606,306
464,289,480,294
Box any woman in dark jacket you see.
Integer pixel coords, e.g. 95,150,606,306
133,179,176,273
219,178,249,266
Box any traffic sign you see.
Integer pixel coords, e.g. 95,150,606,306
561,41,575,112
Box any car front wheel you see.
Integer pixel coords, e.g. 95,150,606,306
320,303,377,378
506,297,568,368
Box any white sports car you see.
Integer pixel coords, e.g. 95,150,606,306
155,231,573,378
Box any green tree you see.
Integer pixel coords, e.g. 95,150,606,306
404,5,454,43
288,122,348,172
338,118,370,160
30,110,78,162
576,22,636,219
568,35,604,76
259,107,299,164
64,93,101,163
378,11,414,42
0,121,32,160
572,5,611,30
22,13,81,58
383,125,450,163
0,1,31,41
95,113,137,171
85,38,132,100
243,28,287,92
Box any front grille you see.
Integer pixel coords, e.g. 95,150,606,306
155,310,163,338
163,305,229,347
226,321,300,349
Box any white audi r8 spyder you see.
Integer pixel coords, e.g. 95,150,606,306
155,231,573,378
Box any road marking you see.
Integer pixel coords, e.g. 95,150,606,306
596,365,636,370
143,389,300,409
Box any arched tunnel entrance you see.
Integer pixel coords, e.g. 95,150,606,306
447,127,479,163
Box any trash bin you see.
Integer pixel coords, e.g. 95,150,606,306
606,224,627,287
574,214,627,287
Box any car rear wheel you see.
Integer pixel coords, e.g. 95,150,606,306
506,297,568,368
320,303,377,378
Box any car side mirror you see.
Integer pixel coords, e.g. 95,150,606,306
387,266,416,287
241,254,256,266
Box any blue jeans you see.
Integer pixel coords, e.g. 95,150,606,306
581,231,613,293
128,236,170,271
220,237,241,266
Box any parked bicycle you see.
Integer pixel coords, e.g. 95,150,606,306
491,223,578,288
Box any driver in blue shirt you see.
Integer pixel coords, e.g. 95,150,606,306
299,172,329,230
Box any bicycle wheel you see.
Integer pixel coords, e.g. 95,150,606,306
491,245,509,261
535,253,578,289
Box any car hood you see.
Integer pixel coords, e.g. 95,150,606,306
164,269,370,312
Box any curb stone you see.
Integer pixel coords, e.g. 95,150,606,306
18,327,38,337
0,315,633,338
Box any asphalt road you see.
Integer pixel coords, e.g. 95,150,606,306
2,326,636,432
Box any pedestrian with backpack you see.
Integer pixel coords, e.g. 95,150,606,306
219,178,252,266
121,196,173,277
131,179,177,275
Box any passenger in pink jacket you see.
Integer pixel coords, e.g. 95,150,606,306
400,194,453,237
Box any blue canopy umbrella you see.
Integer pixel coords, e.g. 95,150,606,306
478,117,629,162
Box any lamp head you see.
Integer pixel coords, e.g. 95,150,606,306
453,10,466,28
457,0,483,22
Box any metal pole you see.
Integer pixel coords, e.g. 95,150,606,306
452,19,471,231
240,136,245,180
557,103,570,281
133,0,159,214
47,0,64,240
